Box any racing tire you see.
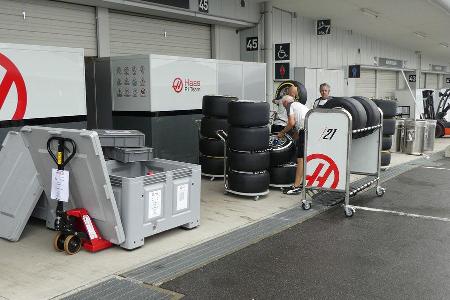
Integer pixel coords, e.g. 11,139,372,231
228,150,270,172
269,164,296,185
228,170,270,194
382,136,393,151
228,126,270,152
383,118,396,136
199,137,224,157
200,117,229,138
373,99,398,118
202,95,237,118
275,80,308,105
199,155,224,175
228,101,270,127
322,97,368,130
269,134,296,166
381,151,391,167
352,96,381,127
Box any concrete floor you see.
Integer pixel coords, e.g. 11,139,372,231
0,138,449,300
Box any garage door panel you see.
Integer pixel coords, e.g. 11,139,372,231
425,74,438,89
378,70,397,99
110,12,211,58
0,0,97,56
355,69,376,98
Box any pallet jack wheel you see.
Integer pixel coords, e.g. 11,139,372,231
54,232,65,252
301,201,311,210
64,235,82,255
376,186,386,197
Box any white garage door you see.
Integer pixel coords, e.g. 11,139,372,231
425,73,438,89
0,0,97,56
378,70,397,99
109,12,211,58
355,69,376,98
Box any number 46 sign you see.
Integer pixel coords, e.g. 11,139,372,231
304,109,351,191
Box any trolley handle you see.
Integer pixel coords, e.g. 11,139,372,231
216,130,228,142
47,137,77,168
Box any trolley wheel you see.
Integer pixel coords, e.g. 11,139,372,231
344,206,355,217
301,201,311,210
53,232,65,252
376,186,386,197
63,235,82,255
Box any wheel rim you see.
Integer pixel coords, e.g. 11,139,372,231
64,235,82,255
54,233,65,251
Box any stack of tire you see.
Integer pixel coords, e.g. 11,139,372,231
373,99,398,168
269,134,297,186
227,100,271,194
322,97,380,138
199,95,238,178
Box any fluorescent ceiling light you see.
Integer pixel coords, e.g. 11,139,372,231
414,31,427,38
440,42,449,47
361,8,379,18
428,0,450,15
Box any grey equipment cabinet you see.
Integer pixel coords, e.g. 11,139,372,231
107,158,201,250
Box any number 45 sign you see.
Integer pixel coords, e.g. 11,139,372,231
199,0,209,13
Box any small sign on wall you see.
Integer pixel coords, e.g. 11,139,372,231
274,43,290,61
408,75,416,83
275,62,290,80
317,19,331,35
446,78,450,84
246,37,258,51
198,0,208,13
348,65,361,78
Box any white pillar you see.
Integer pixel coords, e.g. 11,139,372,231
96,7,110,57
263,1,273,102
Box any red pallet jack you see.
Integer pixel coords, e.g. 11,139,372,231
47,137,112,255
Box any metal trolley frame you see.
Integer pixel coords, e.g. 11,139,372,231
217,130,269,201
300,108,386,217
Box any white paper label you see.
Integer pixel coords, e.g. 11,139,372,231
50,169,70,202
176,184,189,211
148,190,162,219
82,215,98,240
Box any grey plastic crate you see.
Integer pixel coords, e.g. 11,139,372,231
107,158,201,250
103,147,153,163
94,129,145,148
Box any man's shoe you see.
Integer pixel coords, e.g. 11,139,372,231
284,185,302,195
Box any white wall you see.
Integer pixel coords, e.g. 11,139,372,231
212,25,241,61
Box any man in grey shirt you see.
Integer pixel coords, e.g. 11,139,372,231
313,83,332,108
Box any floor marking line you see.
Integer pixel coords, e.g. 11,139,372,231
349,206,450,222
422,166,450,171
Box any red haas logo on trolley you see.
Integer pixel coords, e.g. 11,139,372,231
172,77,201,93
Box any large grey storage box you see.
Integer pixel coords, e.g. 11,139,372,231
94,129,145,148
103,147,153,163
107,158,201,250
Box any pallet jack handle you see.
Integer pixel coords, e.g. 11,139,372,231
47,137,77,170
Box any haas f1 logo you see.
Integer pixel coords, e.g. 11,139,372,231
306,153,340,189
172,77,201,93
0,53,27,120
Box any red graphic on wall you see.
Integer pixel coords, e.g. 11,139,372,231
280,65,286,78
306,153,340,189
172,77,183,93
0,53,27,120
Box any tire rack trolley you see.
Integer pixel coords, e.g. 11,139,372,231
217,130,269,201
195,119,224,181
300,108,386,217
48,137,112,254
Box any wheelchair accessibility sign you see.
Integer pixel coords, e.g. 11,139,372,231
274,43,290,61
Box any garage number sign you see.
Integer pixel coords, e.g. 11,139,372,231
198,0,209,13
274,43,290,61
246,37,258,51
446,78,450,84
348,65,360,79
317,19,331,35
408,75,416,83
